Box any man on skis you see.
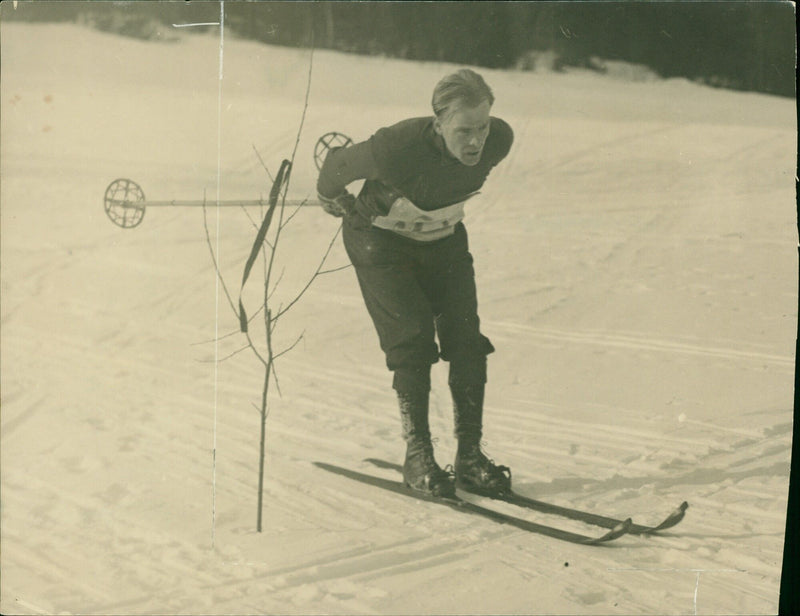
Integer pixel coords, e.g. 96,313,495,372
316,68,513,499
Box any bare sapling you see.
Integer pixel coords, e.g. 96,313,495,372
202,157,343,532
201,48,346,532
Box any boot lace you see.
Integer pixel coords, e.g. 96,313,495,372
426,464,456,497
480,448,512,483
458,443,512,490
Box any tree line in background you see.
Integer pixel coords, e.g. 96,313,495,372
4,1,795,97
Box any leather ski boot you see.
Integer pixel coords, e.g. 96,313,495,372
398,390,456,498
452,383,511,496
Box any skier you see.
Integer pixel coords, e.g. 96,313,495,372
316,69,513,499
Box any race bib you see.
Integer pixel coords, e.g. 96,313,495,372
372,194,477,241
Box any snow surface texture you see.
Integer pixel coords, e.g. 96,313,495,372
1,22,796,615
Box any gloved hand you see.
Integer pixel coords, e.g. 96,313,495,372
317,190,356,218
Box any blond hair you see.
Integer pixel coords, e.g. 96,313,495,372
431,69,495,119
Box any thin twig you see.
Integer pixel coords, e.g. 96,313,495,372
271,361,283,399
270,303,283,331
196,344,251,363
202,200,239,317
319,264,353,275
244,329,270,369
273,332,305,360
192,304,265,347
288,44,314,166
280,199,310,228
252,145,273,184
269,268,286,301
192,327,240,346
239,202,260,230
273,223,343,321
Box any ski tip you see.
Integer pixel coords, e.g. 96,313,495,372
665,501,689,522
585,517,632,545
610,517,633,539
667,500,690,522
640,501,689,534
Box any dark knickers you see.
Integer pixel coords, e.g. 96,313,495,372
343,215,494,395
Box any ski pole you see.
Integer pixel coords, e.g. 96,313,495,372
103,132,353,229
102,178,322,229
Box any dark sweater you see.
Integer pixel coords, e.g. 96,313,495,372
317,116,513,222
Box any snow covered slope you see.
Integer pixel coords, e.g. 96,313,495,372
1,22,796,615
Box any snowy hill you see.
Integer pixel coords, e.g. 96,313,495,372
1,22,796,615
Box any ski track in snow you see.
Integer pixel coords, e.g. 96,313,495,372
487,321,793,368
1,22,795,616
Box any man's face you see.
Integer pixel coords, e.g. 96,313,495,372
434,100,492,166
